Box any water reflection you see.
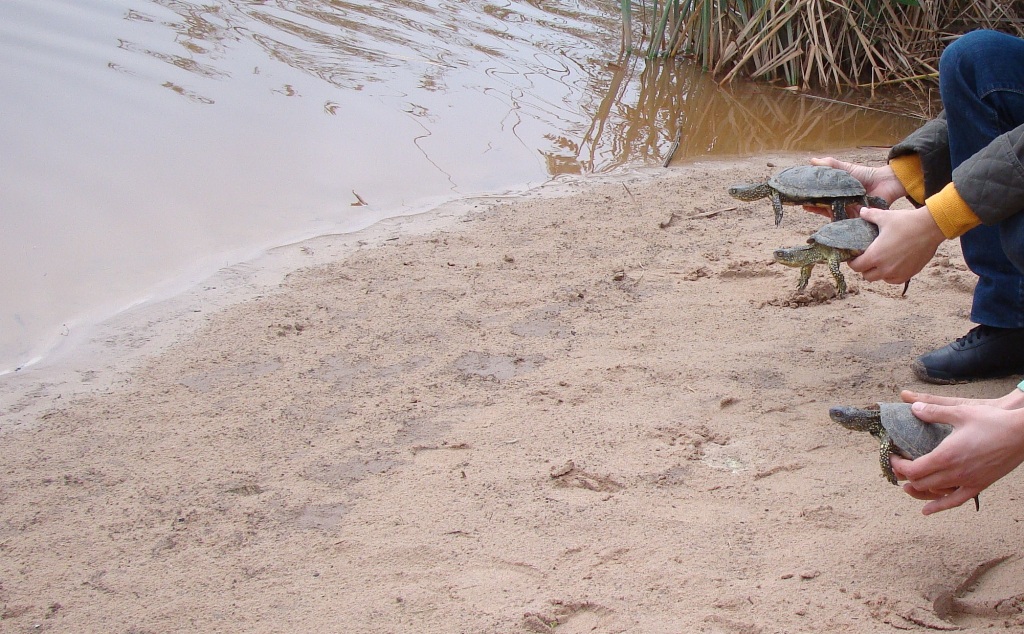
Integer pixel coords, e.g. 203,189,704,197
0,0,918,374
552,56,919,174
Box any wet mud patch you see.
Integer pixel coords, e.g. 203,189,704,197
511,318,566,338
295,503,348,530
310,357,373,387
312,355,432,386
177,358,281,392
510,304,570,338
454,352,546,381
846,339,914,362
642,464,691,488
305,456,402,483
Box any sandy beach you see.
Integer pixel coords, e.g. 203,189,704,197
3,149,1024,633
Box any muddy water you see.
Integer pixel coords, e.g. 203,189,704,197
0,0,919,373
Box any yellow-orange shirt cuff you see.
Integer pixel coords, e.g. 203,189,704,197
889,154,926,203
925,183,982,239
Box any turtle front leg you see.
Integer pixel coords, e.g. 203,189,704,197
827,254,847,297
771,191,784,227
864,195,889,210
831,198,848,222
879,433,898,485
797,264,813,291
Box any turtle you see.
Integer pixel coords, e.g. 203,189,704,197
829,402,979,511
728,165,889,226
772,217,909,298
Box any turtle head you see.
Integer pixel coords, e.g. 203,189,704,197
828,405,881,432
772,245,814,267
727,182,769,202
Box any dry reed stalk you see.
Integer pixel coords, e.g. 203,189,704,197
620,0,1024,94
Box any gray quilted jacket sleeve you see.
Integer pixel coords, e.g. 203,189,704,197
888,111,1024,225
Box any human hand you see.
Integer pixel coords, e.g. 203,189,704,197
889,395,1024,514
800,157,908,219
846,206,945,287
900,388,1024,410
811,157,907,202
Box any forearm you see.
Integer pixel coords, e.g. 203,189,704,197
889,152,982,240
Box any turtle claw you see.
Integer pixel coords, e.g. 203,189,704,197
771,192,784,227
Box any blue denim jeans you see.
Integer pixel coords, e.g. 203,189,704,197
939,30,1024,328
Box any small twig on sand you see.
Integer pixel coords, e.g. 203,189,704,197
753,462,804,480
661,206,735,229
683,206,736,220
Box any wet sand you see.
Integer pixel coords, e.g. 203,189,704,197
3,150,1024,632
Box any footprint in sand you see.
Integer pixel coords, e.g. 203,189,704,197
522,601,616,633
931,555,1024,628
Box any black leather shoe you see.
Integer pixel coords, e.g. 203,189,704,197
912,325,1024,384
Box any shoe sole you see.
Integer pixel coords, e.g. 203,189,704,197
911,359,967,385
911,359,1024,384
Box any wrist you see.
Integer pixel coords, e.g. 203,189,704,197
1003,383,1024,409
912,205,947,249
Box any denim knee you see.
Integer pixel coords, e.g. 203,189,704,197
940,29,1024,94
941,29,1013,69
940,29,1024,162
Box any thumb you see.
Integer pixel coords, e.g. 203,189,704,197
810,157,845,170
889,454,913,480
858,207,885,223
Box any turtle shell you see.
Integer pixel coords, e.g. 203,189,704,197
808,217,879,251
878,402,953,459
767,165,867,199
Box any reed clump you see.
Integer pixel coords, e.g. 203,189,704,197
620,0,1024,92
